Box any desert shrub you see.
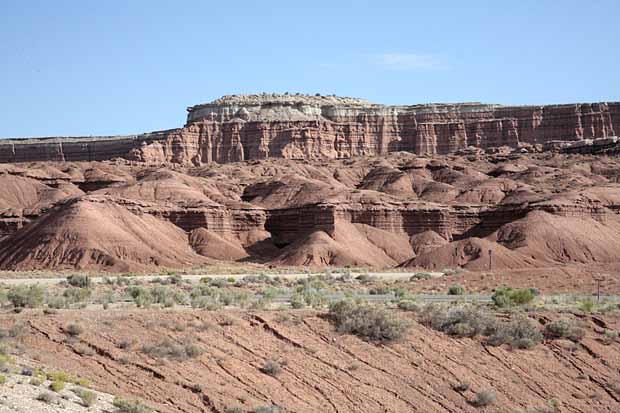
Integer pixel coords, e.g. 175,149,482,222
63,287,91,304
447,284,465,295
452,381,470,392
7,285,45,308
410,272,432,281
420,305,542,349
50,380,65,392
368,286,391,295
473,389,496,407
492,286,535,307
30,377,43,386
67,274,92,288
0,374,5,385
150,286,186,307
209,278,228,288
141,339,204,360
260,360,281,376
290,293,305,309
76,389,97,407
36,391,56,404
328,300,407,342
578,299,595,313
112,397,152,413
397,299,418,311
252,406,282,413
127,286,153,308
419,305,495,338
225,407,243,413
66,323,84,337
486,316,543,349
545,319,586,342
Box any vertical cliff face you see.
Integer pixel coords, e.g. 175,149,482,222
1,94,619,165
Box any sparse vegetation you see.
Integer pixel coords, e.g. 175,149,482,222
50,380,65,392
329,300,407,342
112,396,152,413
447,284,465,295
452,381,470,392
7,285,45,308
545,318,586,342
67,274,92,288
36,391,56,404
492,286,536,307
419,304,543,349
141,339,204,360
473,389,496,407
76,388,97,407
260,360,282,376
66,322,84,337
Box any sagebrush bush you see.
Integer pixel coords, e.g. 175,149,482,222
76,389,97,407
8,285,45,308
112,397,152,413
419,305,495,338
66,323,84,337
473,389,496,407
447,284,465,295
36,391,56,404
328,300,407,342
260,360,281,376
544,319,586,342
486,316,543,349
50,380,65,392
419,305,543,349
67,274,92,289
492,287,535,307
141,339,204,360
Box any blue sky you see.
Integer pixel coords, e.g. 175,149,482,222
1,0,619,137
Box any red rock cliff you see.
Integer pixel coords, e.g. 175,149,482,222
1,94,619,164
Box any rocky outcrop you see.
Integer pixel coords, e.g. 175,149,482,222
2,95,620,165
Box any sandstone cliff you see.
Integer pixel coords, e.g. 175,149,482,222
1,94,619,164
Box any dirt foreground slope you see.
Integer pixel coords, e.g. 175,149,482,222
3,308,620,413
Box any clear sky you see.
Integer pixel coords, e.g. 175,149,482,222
1,0,619,137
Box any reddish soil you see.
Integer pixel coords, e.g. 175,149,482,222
1,152,620,283
4,308,620,413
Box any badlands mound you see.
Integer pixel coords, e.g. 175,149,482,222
1,151,620,272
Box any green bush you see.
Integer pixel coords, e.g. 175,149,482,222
63,287,91,304
447,284,465,295
8,285,45,308
127,286,153,308
112,397,152,413
76,389,97,407
486,316,543,349
544,319,586,342
492,287,535,307
578,299,595,313
141,339,204,360
419,305,495,338
50,380,65,392
67,274,92,288
328,300,407,342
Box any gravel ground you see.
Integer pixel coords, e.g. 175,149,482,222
0,372,116,413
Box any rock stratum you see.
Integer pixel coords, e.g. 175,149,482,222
1,94,620,165
2,149,620,272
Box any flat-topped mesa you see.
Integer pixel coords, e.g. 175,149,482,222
1,94,619,164
186,93,497,123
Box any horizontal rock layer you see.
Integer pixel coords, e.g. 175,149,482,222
1,96,619,164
